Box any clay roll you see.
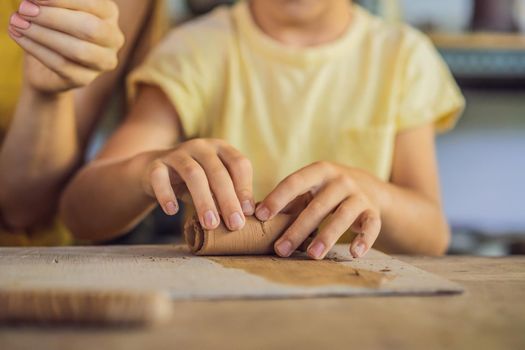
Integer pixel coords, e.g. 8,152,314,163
184,214,296,255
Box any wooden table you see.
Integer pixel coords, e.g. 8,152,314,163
0,248,524,350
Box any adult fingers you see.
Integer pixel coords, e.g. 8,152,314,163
349,210,381,258
192,150,245,231
15,21,117,71
218,145,254,215
19,4,123,48
273,181,349,258
166,154,220,230
149,162,179,216
31,0,118,19
256,161,335,222
8,27,99,87
306,195,369,260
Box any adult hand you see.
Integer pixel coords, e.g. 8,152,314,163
256,162,384,259
142,139,255,232
8,0,125,93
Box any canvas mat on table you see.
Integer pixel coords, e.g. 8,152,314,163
0,245,463,299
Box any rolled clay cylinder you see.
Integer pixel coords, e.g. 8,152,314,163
0,289,173,326
185,214,295,255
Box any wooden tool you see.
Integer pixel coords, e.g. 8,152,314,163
0,288,173,326
185,213,295,255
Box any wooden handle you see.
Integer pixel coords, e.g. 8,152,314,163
185,214,295,255
0,289,173,326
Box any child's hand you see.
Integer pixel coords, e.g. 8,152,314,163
142,139,254,231
8,0,124,93
255,162,383,259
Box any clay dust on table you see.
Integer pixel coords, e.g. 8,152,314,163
209,256,390,288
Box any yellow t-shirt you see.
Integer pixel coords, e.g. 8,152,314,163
129,2,465,201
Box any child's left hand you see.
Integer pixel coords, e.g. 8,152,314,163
255,161,384,260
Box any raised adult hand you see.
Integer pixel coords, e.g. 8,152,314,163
8,0,125,93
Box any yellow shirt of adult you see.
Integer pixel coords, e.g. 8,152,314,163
129,2,465,201
0,0,72,246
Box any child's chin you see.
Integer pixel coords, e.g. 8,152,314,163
268,0,331,23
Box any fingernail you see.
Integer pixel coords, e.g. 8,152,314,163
308,241,325,259
229,212,244,230
19,1,40,16
165,201,178,216
241,200,254,215
10,14,31,29
255,205,270,221
8,26,23,38
204,210,218,229
353,242,367,258
276,240,293,257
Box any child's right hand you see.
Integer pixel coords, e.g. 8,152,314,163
142,139,254,231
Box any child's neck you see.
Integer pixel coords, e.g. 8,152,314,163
249,0,352,48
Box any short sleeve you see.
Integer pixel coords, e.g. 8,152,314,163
397,32,465,133
127,8,231,138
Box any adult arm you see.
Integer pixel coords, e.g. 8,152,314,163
0,0,155,230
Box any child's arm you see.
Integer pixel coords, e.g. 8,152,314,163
255,124,449,258
60,85,254,241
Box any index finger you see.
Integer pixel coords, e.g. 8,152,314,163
21,6,122,48
256,162,333,222
31,0,118,19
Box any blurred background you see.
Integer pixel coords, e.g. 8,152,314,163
361,0,525,256
98,0,525,255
